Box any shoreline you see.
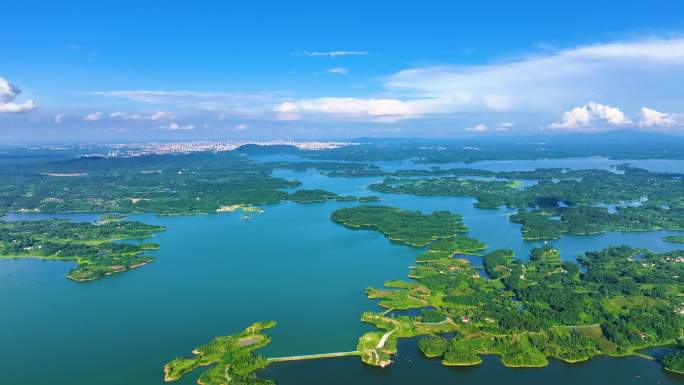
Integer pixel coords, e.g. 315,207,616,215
68,260,152,282
664,367,684,375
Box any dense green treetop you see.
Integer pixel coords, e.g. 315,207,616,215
331,205,468,247
416,236,487,262
510,205,684,240
288,189,340,203
0,217,164,281
370,166,684,209
356,241,684,369
164,321,277,385
483,249,515,279
0,153,383,215
368,166,684,240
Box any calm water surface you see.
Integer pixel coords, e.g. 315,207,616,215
1,158,683,385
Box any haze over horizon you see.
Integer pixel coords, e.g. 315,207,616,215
2,1,684,142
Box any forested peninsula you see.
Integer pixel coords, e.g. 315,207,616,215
0,216,164,280
331,205,684,371
0,153,385,215
361,244,683,369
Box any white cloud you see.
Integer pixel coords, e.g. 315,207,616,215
548,102,630,130
639,107,679,128
496,122,515,131
328,67,349,75
80,36,684,127
148,110,173,120
274,102,301,121
83,111,102,121
1,78,21,103
109,111,138,119
0,76,37,113
234,123,249,130
53,114,64,124
382,37,684,115
0,100,36,113
274,97,417,122
279,37,684,123
465,124,489,132
162,122,195,131
301,51,367,58
109,110,173,121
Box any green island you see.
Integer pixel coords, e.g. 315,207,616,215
163,321,277,385
327,206,684,370
288,189,342,203
0,152,386,216
0,216,164,281
368,166,684,240
369,176,516,206
0,153,300,215
331,205,469,247
358,195,382,202
288,190,382,204
664,236,684,244
5,150,682,243
355,243,684,369
510,206,684,240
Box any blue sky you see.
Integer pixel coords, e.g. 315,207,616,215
1,0,684,142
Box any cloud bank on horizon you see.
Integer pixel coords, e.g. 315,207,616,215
2,36,684,137
274,37,684,130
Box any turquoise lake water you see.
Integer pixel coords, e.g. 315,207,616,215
1,158,683,385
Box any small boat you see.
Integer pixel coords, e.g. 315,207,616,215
240,215,251,221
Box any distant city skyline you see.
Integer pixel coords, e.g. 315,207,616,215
2,1,684,142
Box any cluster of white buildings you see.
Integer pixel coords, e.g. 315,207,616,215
79,140,357,157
